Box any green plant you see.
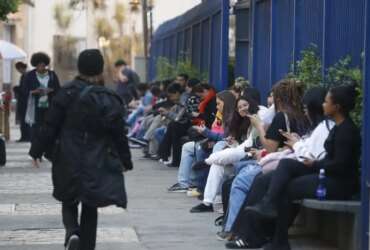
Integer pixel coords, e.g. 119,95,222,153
325,56,363,127
155,57,208,82
0,0,20,20
175,59,206,81
289,44,323,89
156,57,175,81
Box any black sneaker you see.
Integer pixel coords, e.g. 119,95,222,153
217,231,233,241
66,234,80,250
190,203,213,213
245,200,277,219
168,183,188,193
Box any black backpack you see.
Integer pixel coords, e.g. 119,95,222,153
74,84,126,134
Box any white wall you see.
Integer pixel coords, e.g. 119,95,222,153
152,0,201,29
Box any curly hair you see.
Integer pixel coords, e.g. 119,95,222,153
272,78,308,133
30,52,50,67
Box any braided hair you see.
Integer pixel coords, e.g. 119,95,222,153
272,78,308,134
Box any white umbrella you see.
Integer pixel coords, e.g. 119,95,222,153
0,40,27,60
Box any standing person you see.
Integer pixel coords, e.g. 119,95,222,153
23,52,60,141
13,62,30,142
29,49,133,250
114,59,140,104
2,84,12,141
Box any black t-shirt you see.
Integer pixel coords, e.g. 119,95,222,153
265,112,300,147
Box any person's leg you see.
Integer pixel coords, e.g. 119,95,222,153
158,122,177,161
143,115,162,140
62,202,80,246
271,174,355,249
247,159,315,219
127,106,144,127
154,127,166,143
225,167,262,232
80,203,98,250
266,160,315,203
177,141,196,188
203,163,225,204
212,140,227,153
171,122,191,166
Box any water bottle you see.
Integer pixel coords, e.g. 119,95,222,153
316,169,327,200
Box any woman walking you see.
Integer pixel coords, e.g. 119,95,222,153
29,49,133,250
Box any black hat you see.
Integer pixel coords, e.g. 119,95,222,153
78,49,104,76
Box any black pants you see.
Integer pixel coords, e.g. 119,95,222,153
19,114,31,141
235,159,356,247
158,121,191,166
62,202,98,250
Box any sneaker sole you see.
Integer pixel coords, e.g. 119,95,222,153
66,236,79,250
168,189,188,193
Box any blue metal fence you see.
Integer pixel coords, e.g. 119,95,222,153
149,0,229,90
362,1,370,248
235,0,366,102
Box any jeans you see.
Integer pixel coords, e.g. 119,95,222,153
127,106,144,127
62,202,98,250
154,127,166,143
178,141,208,188
224,161,261,232
202,140,230,204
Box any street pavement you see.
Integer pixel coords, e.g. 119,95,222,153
0,126,229,250
0,125,336,250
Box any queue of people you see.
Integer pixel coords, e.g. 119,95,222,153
8,48,361,250
126,74,361,250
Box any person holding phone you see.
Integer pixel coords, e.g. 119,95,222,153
228,85,361,250
24,52,60,142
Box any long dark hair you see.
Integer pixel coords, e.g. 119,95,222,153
228,95,259,141
217,90,237,122
272,78,308,134
303,87,327,129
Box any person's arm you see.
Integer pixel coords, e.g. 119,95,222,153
311,125,359,176
248,114,280,153
108,110,133,171
201,127,224,141
29,88,72,159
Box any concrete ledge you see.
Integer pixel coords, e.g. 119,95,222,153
300,199,360,214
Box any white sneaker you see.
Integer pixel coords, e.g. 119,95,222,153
66,235,80,250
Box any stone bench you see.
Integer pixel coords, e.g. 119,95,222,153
292,199,361,250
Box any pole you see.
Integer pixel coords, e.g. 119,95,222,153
361,1,370,249
149,8,153,43
142,0,149,81
220,0,230,90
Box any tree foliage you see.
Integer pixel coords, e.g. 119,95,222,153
0,0,20,21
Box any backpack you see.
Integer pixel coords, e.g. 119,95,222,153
73,84,126,135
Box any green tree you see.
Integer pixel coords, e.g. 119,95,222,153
0,0,20,21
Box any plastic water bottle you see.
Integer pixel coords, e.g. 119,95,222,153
316,169,327,200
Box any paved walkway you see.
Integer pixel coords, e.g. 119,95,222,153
0,125,228,250
0,125,336,250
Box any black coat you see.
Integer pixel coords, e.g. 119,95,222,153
29,79,133,208
23,69,61,124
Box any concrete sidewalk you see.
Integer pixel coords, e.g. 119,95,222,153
0,124,336,250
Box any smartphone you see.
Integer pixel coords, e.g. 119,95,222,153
244,146,252,152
